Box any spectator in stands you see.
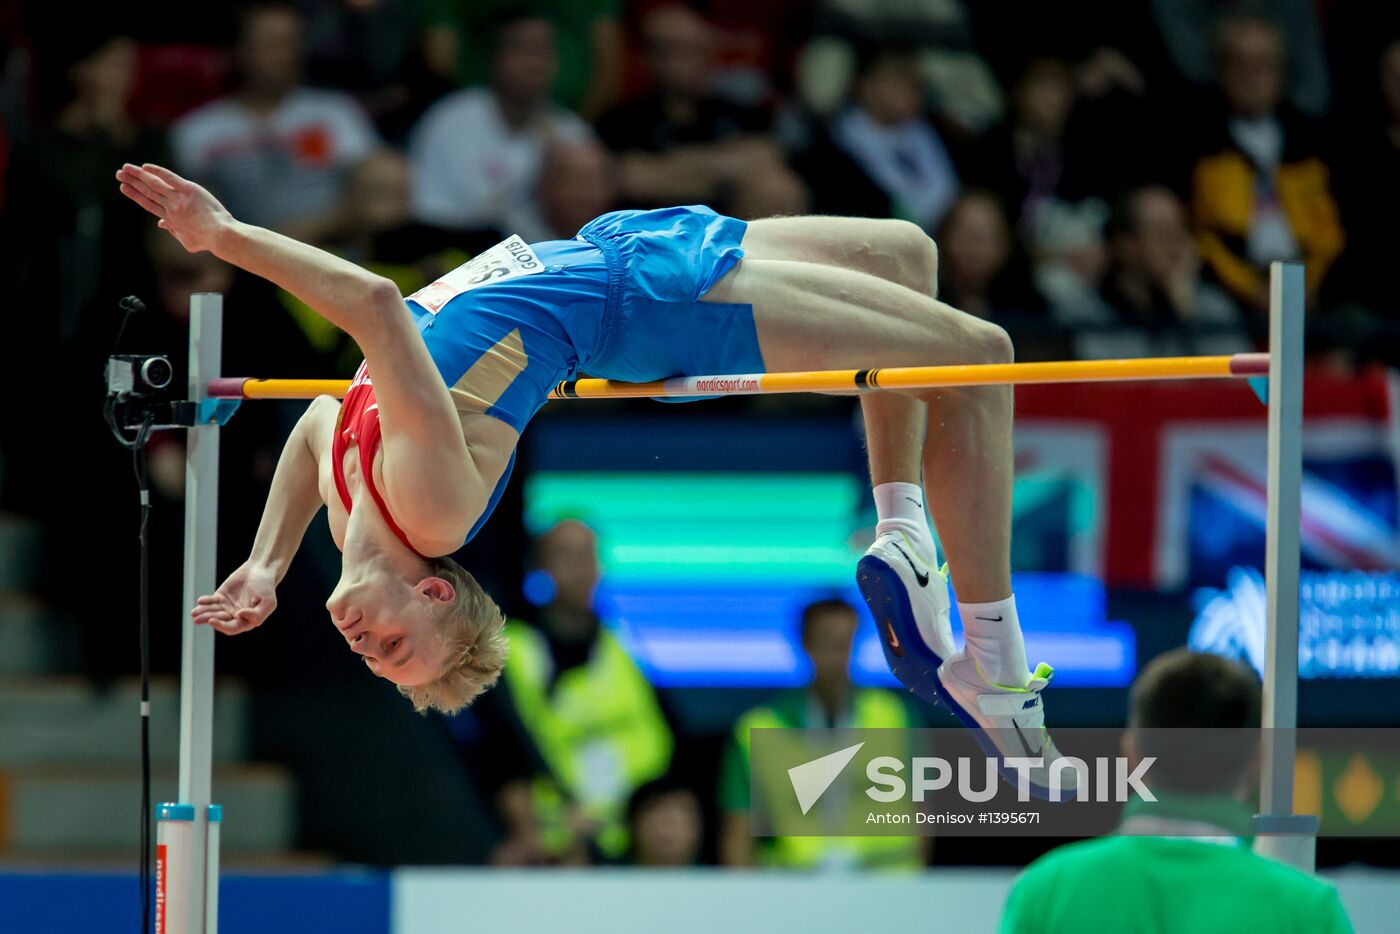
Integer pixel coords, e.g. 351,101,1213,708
795,0,1003,135
718,598,925,870
409,12,592,235
689,0,813,105
419,0,623,118
1188,13,1344,312
8,28,170,343
1149,0,1331,118
1066,185,1250,360
626,776,704,868
525,137,618,242
327,149,415,260
595,4,806,220
965,57,1101,235
1030,198,1113,339
295,0,450,142
488,520,673,864
297,0,415,95
936,190,1044,323
830,48,959,232
1001,650,1352,933
170,2,379,236
323,148,497,275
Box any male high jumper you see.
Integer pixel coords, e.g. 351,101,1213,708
117,162,1071,794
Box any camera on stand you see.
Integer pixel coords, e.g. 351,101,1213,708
104,296,195,435
106,354,174,400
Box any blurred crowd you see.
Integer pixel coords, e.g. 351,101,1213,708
3,0,1399,378
1,0,1398,873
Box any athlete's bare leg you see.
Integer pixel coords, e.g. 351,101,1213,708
734,219,926,490
716,218,1078,797
721,217,1012,602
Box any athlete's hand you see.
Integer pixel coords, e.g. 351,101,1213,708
192,561,278,635
115,163,234,254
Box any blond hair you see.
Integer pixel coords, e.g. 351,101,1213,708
397,556,509,715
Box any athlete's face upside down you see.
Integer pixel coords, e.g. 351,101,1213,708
325,560,454,689
325,551,510,714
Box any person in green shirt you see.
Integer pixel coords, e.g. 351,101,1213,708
1000,649,1352,934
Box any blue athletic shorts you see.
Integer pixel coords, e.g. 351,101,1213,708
576,205,765,382
403,205,762,542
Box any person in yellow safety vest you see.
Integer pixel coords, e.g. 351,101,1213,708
494,519,673,862
718,597,929,870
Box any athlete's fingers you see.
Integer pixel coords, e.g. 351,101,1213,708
119,183,165,218
194,615,232,627
128,164,177,198
141,164,186,191
116,165,166,200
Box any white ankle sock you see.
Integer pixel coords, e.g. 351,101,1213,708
958,595,1030,687
873,482,937,563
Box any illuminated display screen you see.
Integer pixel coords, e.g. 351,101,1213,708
1191,568,1400,678
524,461,1135,688
526,472,863,583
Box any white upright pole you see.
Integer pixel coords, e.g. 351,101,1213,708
159,292,223,933
1254,262,1315,871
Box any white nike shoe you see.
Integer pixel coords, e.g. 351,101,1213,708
935,650,1079,801
857,530,955,706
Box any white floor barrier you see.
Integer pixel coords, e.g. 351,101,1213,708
391,867,1400,934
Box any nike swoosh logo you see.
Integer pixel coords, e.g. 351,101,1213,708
975,615,1003,622
889,542,930,587
904,496,922,507
1011,719,1043,758
883,619,904,657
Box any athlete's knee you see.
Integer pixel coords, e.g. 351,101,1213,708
880,219,939,295
967,318,1014,365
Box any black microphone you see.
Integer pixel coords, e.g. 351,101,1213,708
113,295,146,354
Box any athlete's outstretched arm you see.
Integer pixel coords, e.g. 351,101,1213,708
117,163,396,338
117,163,480,543
115,164,458,442
191,397,332,634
